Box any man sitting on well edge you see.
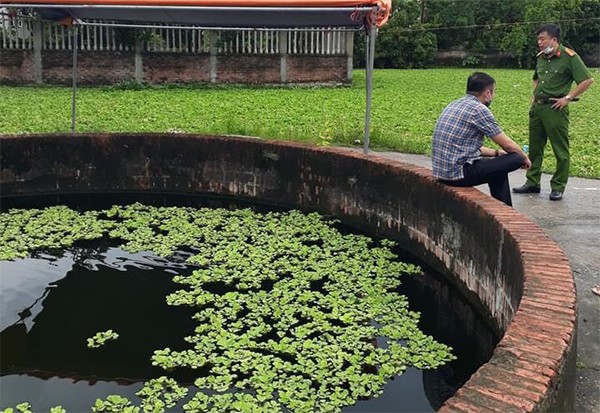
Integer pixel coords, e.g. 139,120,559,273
432,72,531,207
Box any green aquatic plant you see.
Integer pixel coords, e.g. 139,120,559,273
92,395,139,413
0,206,113,260
0,403,32,413
1,403,66,413
2,70,599,178
87,329,120,349
136,377,188,413
0,204,456,412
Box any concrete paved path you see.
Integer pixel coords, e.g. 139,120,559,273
348,149,599,413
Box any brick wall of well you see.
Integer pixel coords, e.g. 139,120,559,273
0,134,577,412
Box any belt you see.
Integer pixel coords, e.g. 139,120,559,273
534,96,578,104
534,97,561,104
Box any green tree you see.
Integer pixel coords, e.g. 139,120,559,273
423,0,478,49
559,0,600,57
355,0,437,68
355,0,598,68
499,0,586,67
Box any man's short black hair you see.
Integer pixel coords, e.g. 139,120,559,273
536,23,561,41
466,72,495,95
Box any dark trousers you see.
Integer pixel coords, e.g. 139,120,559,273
440,153,523,206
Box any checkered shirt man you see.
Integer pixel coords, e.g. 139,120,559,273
432,94,503,180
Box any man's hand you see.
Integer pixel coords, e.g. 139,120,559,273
522,155,532,170
550,97,570,110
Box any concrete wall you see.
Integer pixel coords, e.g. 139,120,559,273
435,48,600,68
0,133,577,412
0,49,350,85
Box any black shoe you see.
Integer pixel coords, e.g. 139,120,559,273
512,184,541,194
549,190,563,201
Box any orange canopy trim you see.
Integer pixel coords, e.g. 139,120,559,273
2,0,392,26
1,0,387,6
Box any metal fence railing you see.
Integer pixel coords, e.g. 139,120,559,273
288,28,347,55
1,12,348,55
0,10,34,49
216,30,278,55
146,26,209,53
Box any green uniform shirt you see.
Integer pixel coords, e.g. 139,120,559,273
533,44,593,99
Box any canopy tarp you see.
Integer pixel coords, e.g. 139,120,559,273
1,1,392,28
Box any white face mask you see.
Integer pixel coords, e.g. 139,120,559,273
484,89,494,107
542,45,554,55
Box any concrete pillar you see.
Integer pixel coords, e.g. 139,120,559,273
209,30,218,83
279,31,288,83
134,36,143,82
32,18,43,84
345,31,354,82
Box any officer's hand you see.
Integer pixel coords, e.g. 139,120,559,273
550,97,569,110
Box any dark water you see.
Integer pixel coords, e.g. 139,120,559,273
0,193,499,412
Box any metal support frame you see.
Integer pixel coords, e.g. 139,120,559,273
71,24,78,134
363,8,377,155
51,5,380,141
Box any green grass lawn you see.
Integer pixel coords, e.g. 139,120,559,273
1,68,598,178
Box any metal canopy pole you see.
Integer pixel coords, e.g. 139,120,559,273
78,21,358,32
71,25,78,134
363,9,377,155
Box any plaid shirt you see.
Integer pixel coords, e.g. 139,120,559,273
432,95,502,180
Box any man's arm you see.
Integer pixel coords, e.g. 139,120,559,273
568,77,594,99
551,77,595,110
480,146,502,157
489,132,532,169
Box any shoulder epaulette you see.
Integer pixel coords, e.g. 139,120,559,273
564,47,576,57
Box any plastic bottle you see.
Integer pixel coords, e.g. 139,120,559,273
522,145,529,154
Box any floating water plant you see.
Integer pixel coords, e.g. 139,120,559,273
87,330,120,349
136,377,188,412
0,403,32,413
0,206,113,260
92,395,138,413
0,404,65,413
0,204,456,412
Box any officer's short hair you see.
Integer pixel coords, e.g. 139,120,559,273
466,72,495,95
536,24,561,41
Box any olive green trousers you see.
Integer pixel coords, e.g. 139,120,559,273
526,103,570,191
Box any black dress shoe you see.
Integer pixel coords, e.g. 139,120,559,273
549,190,563,201
513,184,541,194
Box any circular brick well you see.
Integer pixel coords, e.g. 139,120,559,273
0,133,577,412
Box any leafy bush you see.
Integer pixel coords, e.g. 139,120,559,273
461,54,484,67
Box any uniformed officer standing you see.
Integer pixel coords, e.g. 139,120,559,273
513,23,594,201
